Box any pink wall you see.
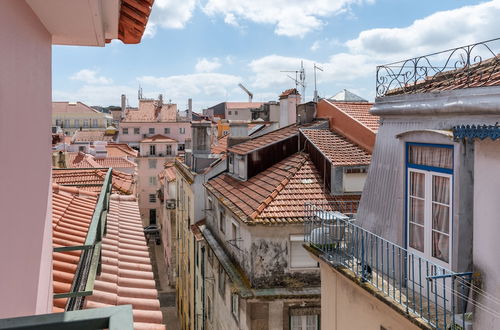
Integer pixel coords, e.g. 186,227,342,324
118,122,192,144
0,1,53,317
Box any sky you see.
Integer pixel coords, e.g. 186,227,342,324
52,0,500,112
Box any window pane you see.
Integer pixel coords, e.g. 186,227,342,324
409,224,424,252
432,203,450,234
432,176,450,204
409,197,425,225
409,172,425,197
306,315,318,330
408,145,453,169
291,316,302,330
432,232,449,263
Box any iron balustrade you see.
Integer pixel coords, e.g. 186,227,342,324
53,168,112,310
376,37,500,98
304,202,473,330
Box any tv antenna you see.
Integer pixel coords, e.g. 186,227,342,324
280,61,306,97
313,63,323,102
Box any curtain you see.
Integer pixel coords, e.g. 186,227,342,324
409,145,453,169
432,175,450,262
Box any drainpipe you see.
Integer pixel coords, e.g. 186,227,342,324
201,246,206,330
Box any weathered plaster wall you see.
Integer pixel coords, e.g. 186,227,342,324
0,1,53,317
473,139,500,330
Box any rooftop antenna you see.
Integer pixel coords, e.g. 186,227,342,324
313,63,323,103
280,61,306,97
138,85,143,100
238,83,253,102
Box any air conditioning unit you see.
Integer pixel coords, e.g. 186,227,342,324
166,199,176,209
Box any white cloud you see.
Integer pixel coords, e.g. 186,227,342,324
144,0,196,37
310,40,321,51
202,0,373,38
195,58,222,73
70,69,113,85
53,85,137,107
138,72,242,101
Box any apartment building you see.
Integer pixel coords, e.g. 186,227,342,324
52,101,111,136
305,40,500,330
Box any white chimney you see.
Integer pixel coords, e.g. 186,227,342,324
188,98,193,121
120,94,126,119
279,89,301,127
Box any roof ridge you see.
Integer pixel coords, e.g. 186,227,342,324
249,153,307,220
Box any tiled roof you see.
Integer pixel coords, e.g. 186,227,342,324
226,102,263,109
205,153,334,224
301,129,372,166
51,187,164,329
227,124,298,155
386,55,500,96
94,157,137,169
327,101,378,132
72,130,116,143
52,102,100,114
140,134,177,143
52,168,136,195
116,0,154,44
211,135,228,154
106,144,138,157
123,100,177,122
279,88,299,98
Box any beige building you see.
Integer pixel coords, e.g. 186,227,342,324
52,101,111,135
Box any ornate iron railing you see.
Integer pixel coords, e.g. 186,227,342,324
376,38,500,97
304,203,474,330
53,168,112,310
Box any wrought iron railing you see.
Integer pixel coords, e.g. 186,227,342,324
0,305,133,330
53,168,112,310
376,38,500,97
304,203,473,330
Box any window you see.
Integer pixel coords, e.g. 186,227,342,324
219,209,225,233
149,194,156,203
149,209,157,225
149,176,157,186
149,159,157,169
83,120,89,128
55,119,62,126
64,119,70,128
74,119,80,128
122,127,128,135
218,264,225,297
78,146,85,152
290,235,318,268
208,198,213,212
179,127,186,134
235,110,238,115
149,145,156,156
231,222,239,248
406,143,453,265
178,144,185,151
134,127,140,134
167,145,172,155
164,127,170,135
149,127,155,135
291,315,319,330
92,119,98,128
228,110,232,115
231,294,239,321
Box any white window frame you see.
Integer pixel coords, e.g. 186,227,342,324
149,176,157,186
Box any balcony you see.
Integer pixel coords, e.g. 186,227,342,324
376,38,500,98
304,202,474,330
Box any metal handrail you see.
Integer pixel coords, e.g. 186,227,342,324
376,37,500,97
53,168,112,305
304,202,473,330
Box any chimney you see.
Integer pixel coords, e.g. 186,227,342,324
158,94,163,107
57,151,66,168
191,121,211,155
296,102,316,125
94,141,108,159
279,89,301,128
188,98,193,121
227,121,250,147
120,94,126,120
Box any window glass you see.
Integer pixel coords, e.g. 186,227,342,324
164,127,170,135
134,127,140,134
408,145,452,169
122,127,128,135
149,194,156,203
431,175,450,262
149,127,155,134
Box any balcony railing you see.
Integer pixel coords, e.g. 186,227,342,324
376,37,500,97
53,168,112,310
0,305,133,330
304,203,473,330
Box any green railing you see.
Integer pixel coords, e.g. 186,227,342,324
53,168,112,309
0,305,133,330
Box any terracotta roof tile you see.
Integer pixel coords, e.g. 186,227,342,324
301,129,372,166
211,135,228,154
106,144,138,157
52,102,100,115
51,185,164,329
123,100,177,122
227,124,298,155
94,157,137,169
205,153,336,224
116,0,154,45
327,101,378,132
140,134,177,143
279,88,300,99
68,152,137,170
72,130,116,143
53,168,136,195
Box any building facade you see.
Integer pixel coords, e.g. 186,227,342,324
52,101,111,136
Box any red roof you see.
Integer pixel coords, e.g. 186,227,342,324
72,130,116,143
116,0,154,45
227,124,298,155
123,100,177,122
205,153,334,224
279,88,300,99
211,135,228,154
51,186,164,329
94,157,137,169
52,102,100,114
327,101,378,132
68,152,136,170
301,129,372,166
52,168,136,195
140,134,177,143
106,144,138,157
